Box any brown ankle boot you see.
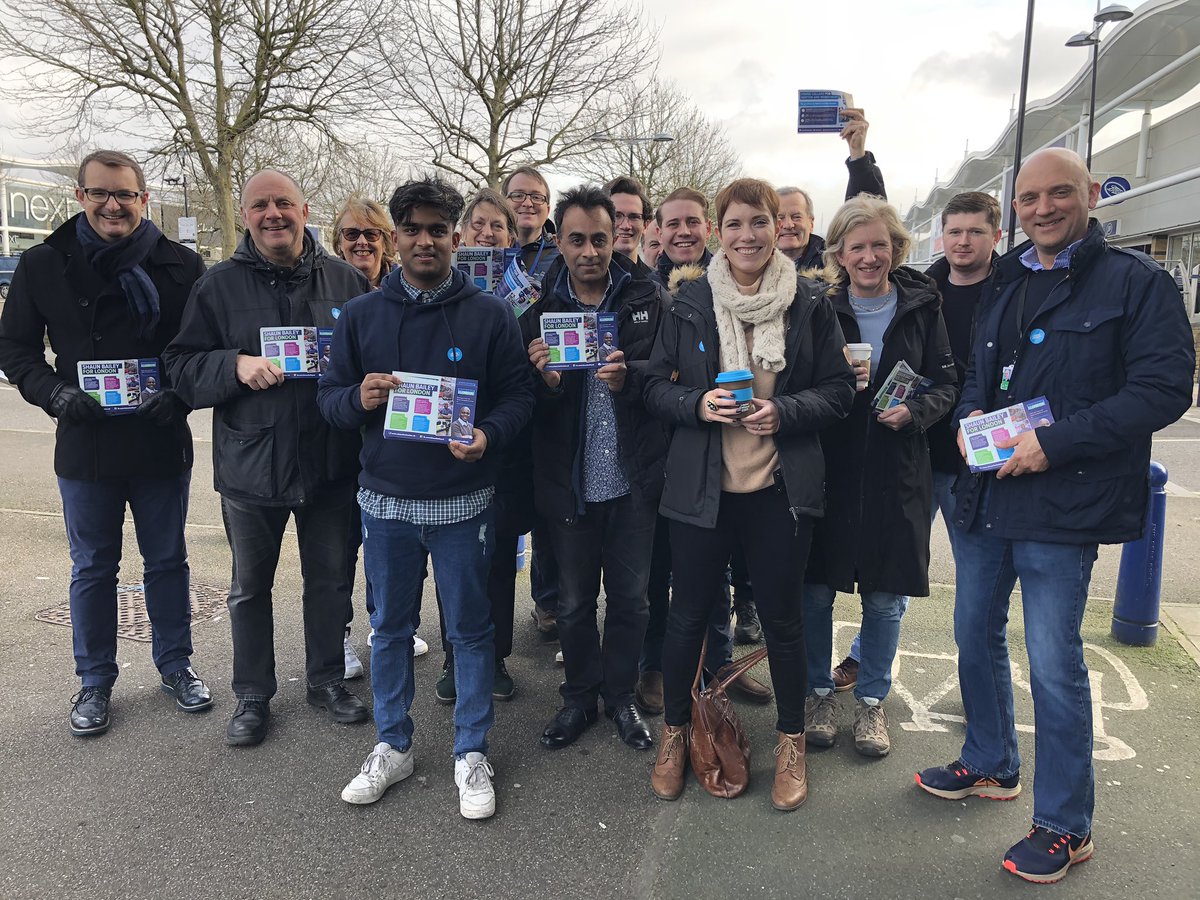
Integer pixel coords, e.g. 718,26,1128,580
771,730,808,811
651,724,688,800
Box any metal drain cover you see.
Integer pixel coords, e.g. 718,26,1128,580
35,582,228,642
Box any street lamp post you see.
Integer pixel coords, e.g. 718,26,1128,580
1066,3,1134,171
1006,0,1036,252
164,173,190,218
589,131,674,177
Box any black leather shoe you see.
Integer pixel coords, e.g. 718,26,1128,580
306,682,369,724
70,686,111,736
161,667,214,712
539,705,598,749
226,699,270,746
606,702,653,750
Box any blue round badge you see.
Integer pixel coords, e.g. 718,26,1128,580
698,341,706,353
447,347,463,362
1030,329,1046,345
331,307,341,319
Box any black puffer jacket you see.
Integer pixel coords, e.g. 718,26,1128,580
643,269,855,529
164,233,369,506
519,253,669,521
0,214,204,481
805,267,958,596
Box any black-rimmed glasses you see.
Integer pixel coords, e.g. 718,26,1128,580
81,188,143,205
340,227,384,242
506,190,548,206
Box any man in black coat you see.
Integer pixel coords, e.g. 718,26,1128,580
165,168,370,747
523,186,668,752
0,150,210,737
915,149,1195,884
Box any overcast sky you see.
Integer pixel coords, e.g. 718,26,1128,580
2,0,1190,233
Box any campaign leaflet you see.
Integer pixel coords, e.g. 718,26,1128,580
871,360,933,413
259,326,335,378
452,247,520,294
76,358,161,415
796,90,853,134
493,255,540,318
959,396,1056,473
382,371,479,445
540,311,619,370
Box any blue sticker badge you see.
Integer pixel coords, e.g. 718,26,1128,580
1029,328,1046,345
698,341,706,353
447,347,463,362
331,307,341,319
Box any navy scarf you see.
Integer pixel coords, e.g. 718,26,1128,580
75,214,163,338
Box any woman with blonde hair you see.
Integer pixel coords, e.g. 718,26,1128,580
801,195,958,759
644,178,855,810
333,195,397,288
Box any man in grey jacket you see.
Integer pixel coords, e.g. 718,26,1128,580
165,169,370,747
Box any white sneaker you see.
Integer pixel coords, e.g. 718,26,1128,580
555,649,564,664
367,628,375,648
413,635,429,657
344,634,364,680
341,741,414,804
454,752,496,819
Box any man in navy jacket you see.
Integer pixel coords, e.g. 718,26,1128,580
317,176,533,819
915,149,1195,884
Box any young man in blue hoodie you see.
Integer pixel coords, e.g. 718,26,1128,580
317,177,534,819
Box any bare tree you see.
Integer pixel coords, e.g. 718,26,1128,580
577,79,742,204
376,0,660,190
0,0,382,255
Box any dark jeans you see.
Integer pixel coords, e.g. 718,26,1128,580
345,510,376,625
663,487,815,734
547,493,656,710
59,474,194,688
438,530,517,663
641,513,731,674
221,487,356,700
363,505,495,755
530,520,560,613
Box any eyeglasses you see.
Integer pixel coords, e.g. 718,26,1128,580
614,212,646,224
506,190,548,207
340,227,384,242
81,188,143,205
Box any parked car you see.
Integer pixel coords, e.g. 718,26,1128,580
0,255,19,301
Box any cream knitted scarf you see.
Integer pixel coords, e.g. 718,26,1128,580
707,248,796,373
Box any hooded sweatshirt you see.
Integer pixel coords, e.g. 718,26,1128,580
316,267,534,501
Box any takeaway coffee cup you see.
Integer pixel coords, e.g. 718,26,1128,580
847,343,872,391
715,369,755,418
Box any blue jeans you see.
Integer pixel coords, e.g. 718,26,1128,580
844,470,958,663
954,526,1098,838
363,505,495,757
804,584,905,702
59,474,193,688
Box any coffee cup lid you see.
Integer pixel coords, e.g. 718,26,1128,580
715,369,754,383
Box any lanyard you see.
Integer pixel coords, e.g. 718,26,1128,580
999,274,1031,393
529,234,547,276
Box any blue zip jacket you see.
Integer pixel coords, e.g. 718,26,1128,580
954,220,1194,544
316,267,534,501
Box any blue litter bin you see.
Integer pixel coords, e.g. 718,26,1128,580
1111,461,1168,646
516,533,528,571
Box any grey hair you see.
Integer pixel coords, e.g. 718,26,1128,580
777,186,814,219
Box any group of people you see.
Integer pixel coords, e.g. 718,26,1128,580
0,117,1193,884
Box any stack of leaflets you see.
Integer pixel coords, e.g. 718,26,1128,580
382,371,479,444
452,247,520,294
77,358,161,415
797,90,853,134
494,256,540,318
260,327,334,378
872,360,932,413
540,312,619,370
959,397,1056,472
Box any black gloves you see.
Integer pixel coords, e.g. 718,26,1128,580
48,383,105,424
136,389,190,426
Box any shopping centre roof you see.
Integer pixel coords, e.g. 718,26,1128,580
904,0,1200,226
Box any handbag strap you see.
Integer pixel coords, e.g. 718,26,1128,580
692,632,770,694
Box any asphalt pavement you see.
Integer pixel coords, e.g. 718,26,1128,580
0,381,1197,900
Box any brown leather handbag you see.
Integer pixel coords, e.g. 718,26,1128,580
689,637,770,799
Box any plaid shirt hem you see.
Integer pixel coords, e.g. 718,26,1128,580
358,486,494,526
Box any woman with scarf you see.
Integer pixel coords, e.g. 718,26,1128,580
800,195,957,760
643,178,855,810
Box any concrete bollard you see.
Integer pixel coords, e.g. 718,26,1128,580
1111,461,1168,646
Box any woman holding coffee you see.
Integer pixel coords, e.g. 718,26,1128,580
801,194,957,760
333,196,397,288
643,178,855,810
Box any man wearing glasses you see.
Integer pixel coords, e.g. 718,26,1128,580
165,168,371,747
501,166,560,288
605,176,655,271
0,150,211,737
